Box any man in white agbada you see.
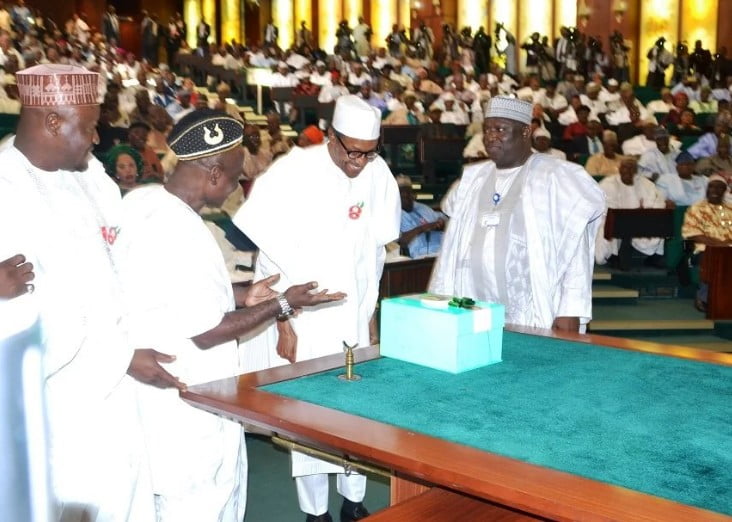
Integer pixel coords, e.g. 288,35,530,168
655,151,708,206
431,96,606,332
637,126,679,181
0,63,183,521
234,95,400,522
595,157,666,268
116,109,344,522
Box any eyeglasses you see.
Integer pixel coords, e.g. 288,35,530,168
334,132,381,160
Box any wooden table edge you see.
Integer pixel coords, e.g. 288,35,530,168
181,327,732,522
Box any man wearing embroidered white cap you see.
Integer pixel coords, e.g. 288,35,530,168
0,63,180,520
532,126,566,160
234,94,400,522
431,96,606,332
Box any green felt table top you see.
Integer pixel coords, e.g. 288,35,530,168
263,331,732,516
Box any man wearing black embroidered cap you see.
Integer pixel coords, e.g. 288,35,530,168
116,109,345,521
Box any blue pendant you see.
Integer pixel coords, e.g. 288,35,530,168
492,193,501,205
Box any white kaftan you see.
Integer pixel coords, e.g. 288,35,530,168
430,153,606,329
595,174,666,263
655,174,707,206
638,148,679,179
117,185,246,522
234,143,400,477
0,143,154,522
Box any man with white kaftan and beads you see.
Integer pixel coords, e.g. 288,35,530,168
430,96,606,333
0,64,180,522
234,95,401,522
116,109,344,522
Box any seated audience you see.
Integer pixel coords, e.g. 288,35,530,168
638,127,679,181
533,127,566,160
681,175,732,311
655,151,708,205
396,175,446,257
105,144,143,195
569,118,603,161
212,82,244,122
661,92,689,126
261,111,291,158
696,134,732,176
297,125,324,147
127,121,164,181
596,158,666,270
383,91,427,124
669,108,703,137
687,114,730,159
622,121,660,156
585,130,627,176
463,130,488,160
562,104,592,141
689,86,718,114
646,88,674,113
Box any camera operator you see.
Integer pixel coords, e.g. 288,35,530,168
647,36,673,90
610,31,630,83
673,41,690,85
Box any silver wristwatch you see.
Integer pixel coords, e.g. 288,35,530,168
277,293,295,320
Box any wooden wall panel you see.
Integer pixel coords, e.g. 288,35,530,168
718,0,732,54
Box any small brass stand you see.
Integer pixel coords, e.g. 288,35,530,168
338,341,361,381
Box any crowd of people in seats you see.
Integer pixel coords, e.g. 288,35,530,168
0,4,731,521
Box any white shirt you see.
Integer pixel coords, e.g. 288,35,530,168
0,143,153,520
117,185,246,517
270,71,299,87
235,143,400,367
310,71,332,87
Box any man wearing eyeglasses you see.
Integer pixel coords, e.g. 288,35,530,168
233,95,400,522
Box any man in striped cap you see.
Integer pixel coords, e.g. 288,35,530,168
116,109,345,521
431,96,606,333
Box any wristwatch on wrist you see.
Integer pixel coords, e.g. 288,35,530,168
277,293,295,320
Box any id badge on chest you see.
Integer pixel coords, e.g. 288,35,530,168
480,212,500,228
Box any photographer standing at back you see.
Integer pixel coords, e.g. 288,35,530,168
647,37,673,90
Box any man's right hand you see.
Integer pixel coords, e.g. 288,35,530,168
128,349,187,391
0,254,35,299
284,282,346,309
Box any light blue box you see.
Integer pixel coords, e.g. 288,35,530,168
380,295,505,374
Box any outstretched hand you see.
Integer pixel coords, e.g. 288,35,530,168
284,282,346,309
128,349,187,391
0,254,35,299
244,274,280,307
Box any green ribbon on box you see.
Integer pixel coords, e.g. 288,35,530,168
448,297,476,309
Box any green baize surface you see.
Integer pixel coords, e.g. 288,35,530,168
263,332,732,515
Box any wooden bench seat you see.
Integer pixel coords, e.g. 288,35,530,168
369,488,545,521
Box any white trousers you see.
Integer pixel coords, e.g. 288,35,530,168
295,472,367,516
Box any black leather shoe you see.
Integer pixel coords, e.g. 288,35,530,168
306,513,333,522
340,499,370,522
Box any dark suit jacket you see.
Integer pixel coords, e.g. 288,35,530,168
142,18,159,47
569,134,603,161
102,14,120,43
196,23,210,49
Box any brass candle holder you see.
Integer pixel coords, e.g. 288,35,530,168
338,341,361,381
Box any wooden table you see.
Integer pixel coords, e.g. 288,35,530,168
181,328,732,522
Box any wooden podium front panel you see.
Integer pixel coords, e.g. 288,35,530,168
604,208,675,240
701,246,732,319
